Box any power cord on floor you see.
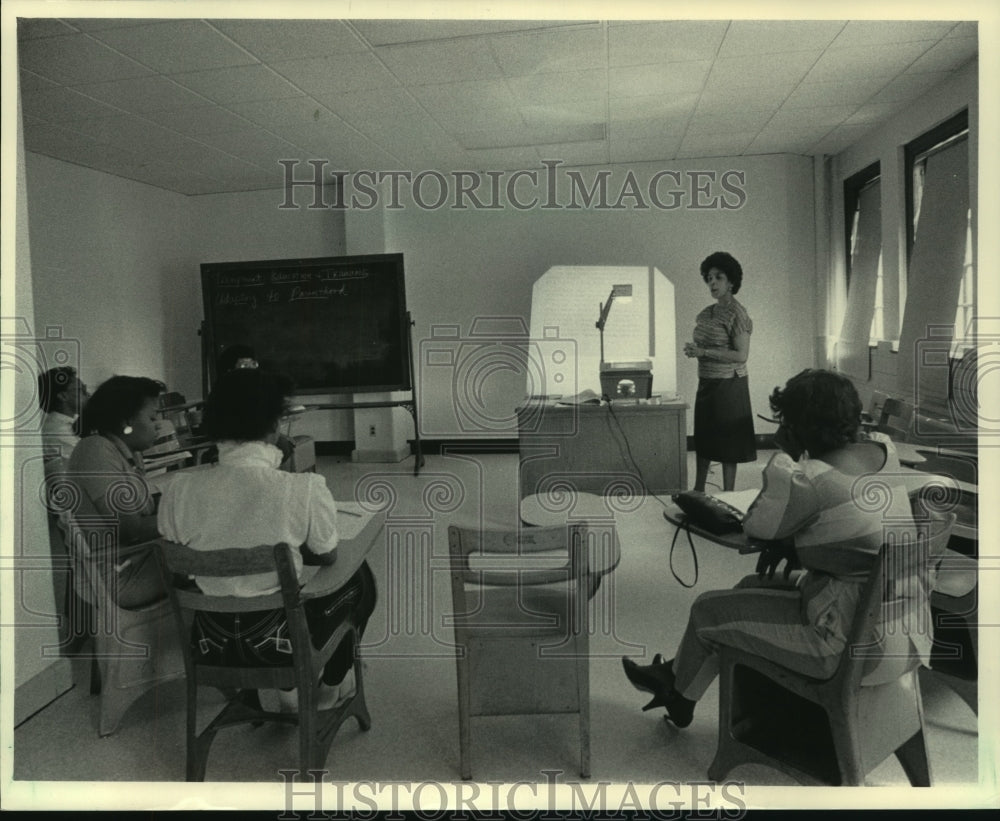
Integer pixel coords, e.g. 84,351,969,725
602,399,699,588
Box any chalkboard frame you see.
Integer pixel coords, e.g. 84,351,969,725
200,253,412,395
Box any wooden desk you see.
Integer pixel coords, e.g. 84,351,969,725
517,398,688,497
302,503,385,595
661,500,760,555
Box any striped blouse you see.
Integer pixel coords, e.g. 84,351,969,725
692,298,752,379
742,434,934,684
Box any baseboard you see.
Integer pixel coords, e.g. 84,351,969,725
351,443,412,463
15,657,74,728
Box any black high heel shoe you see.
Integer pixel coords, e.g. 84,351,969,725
621,656,695,728
621,655,674,711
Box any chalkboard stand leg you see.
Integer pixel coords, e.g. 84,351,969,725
404,312,424,477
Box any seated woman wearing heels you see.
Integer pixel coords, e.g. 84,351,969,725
157,368,376,711
623,369,928,728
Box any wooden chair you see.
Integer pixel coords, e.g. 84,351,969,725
447,523,596,780
155,540,371,781
708,513,956,786
925,547,978,715
59,494,184,737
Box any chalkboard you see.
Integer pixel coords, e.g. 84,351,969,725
201,253,411,394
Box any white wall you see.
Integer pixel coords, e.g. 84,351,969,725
25,153,199,397
388,154,817,438
190,187,351,440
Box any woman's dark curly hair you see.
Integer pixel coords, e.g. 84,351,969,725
769,369,862,456
700,251,744,294
77,376,164,437
202,368,294,442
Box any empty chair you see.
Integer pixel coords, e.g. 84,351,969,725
57,491,184,737
447,522,601,780
708,513,956,786
155,540,371,781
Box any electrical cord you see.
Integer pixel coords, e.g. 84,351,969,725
602,398,699,587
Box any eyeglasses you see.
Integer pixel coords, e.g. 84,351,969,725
756,414,780,425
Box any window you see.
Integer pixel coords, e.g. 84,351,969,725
838,162,881,378
898,109,972,411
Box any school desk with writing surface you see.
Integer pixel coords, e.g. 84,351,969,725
517,398,688,498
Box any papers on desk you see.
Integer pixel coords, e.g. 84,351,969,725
336,501,375,540
711,489,760,515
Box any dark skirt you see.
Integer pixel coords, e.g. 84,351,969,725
694,375,758,463
191,561,377,686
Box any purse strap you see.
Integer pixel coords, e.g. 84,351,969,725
668,518,699,588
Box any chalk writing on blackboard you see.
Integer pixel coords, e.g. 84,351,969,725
201,253,409,394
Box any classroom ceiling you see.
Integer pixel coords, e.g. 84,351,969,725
17,17,979,196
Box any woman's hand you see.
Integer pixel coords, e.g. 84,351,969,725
683,342,701,358
754,538,800,580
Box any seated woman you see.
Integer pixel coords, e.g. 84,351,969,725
157,368,377,711
623,369,927,728
66,375,168,608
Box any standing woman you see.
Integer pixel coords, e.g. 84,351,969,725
683,252,757,491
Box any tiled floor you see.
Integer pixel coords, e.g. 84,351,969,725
10,451,983,808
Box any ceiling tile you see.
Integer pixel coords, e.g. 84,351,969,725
608,21,728,67
314,86,427,128
227,97,342,130
843,101,909,126
17,18,78,40
352,20,589,46
809,123,881,154
375,40,504,86
745,133,820,156
676,132,754,159
60,114,199,152
410,80,520,115
610,93,700,121
62,19,172,32
695,83,794,112
686,108,775,134
89,20,258,73
829,20,957,48
719,20,847,56
192,129,303,169
169,64,305,105
609,117,687,141
73,76,211,114
519,98,606,128
18,70,60,94
705,51,821,91
905,37,978,74
768,105,856,130
609,135,683,164
610,61,712,97
19,86,125,122
507,70,608,104
142,105,260,137
534,140,608,167
270,52,400,96
461,146,541,171
782,77,890,108
18,33,153,85
868,72,955,104
805,41,938,84
211,19,368,62
946,22,978,39
489,27,606,76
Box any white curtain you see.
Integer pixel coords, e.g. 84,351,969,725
837,181,881,379
897,137,969,410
